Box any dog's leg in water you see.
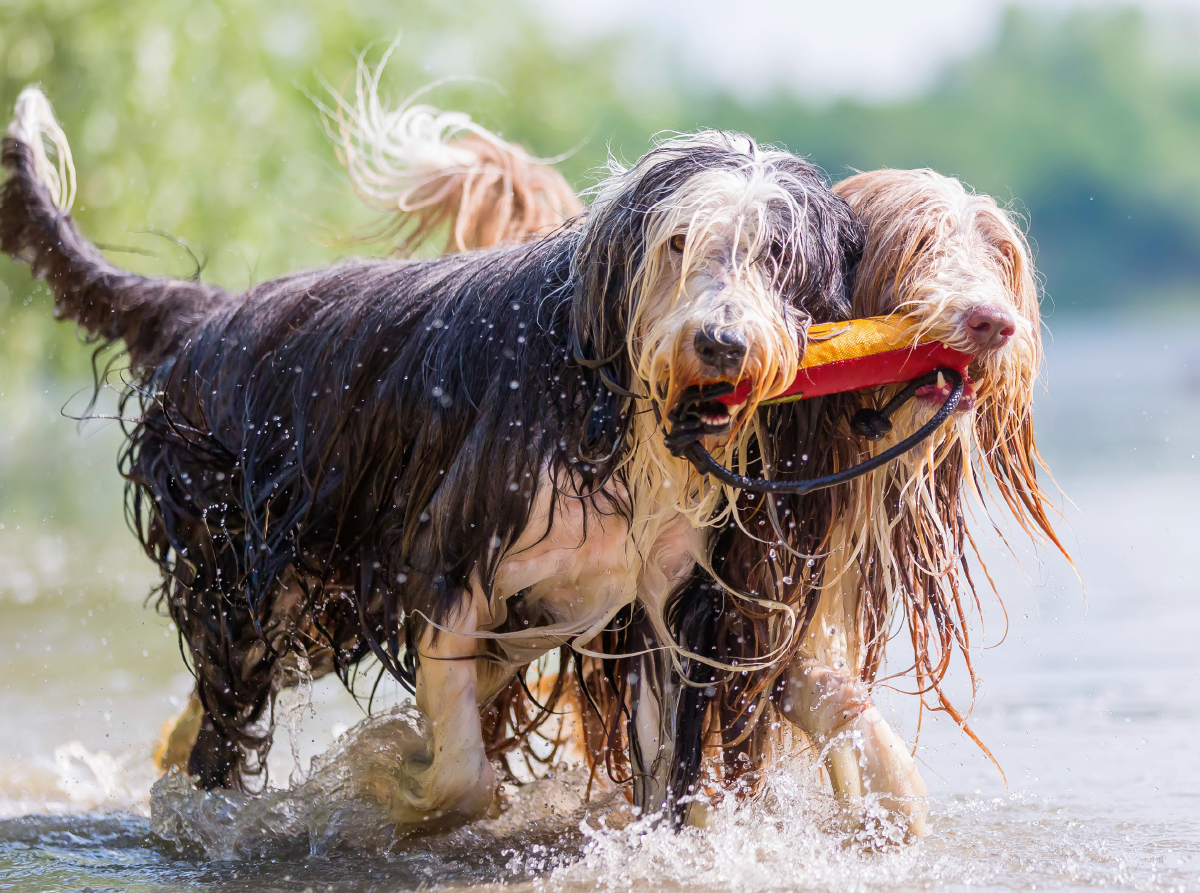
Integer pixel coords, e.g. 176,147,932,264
627,631,680,821
383,608,496,828
777,657,929,839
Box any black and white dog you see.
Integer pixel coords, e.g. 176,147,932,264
0,86,858,826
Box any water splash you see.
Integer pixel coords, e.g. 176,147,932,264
151,704,429,859
0,741,155,818
2,729,1195,892
54,741,134,806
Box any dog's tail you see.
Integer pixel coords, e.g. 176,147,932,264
327,55,583,254
1,86,230,370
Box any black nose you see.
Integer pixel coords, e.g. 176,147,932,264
693,327,748,377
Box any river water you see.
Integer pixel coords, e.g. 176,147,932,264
1,316,1198,892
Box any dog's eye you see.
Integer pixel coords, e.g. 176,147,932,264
669,234,686,253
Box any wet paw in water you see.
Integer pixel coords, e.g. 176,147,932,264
150,705,429,859
149,704,627,862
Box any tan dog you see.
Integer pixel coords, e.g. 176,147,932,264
771,169,1069,838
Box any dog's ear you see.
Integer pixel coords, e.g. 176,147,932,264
571,154,684,387
566,201,645,470
838,206,866,312
571,200,641,376
774,158,861,324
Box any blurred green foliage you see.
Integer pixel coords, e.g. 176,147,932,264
1,0,1199,392
0,0,662,385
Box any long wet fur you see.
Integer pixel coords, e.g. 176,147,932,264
669,171,1070,803
378,135,1071,822
814,169,1070,757
662,397,852,816
1,87,860,797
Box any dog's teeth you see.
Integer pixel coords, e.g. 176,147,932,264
936,371,946,390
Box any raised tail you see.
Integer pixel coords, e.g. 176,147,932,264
0,86,230,371
327,49,584,254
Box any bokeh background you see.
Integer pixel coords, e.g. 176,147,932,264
0,2,1199,887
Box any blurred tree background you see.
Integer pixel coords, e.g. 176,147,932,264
1,0,1199,593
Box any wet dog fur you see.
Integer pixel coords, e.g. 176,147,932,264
376,125,1072,836
0,86,860,825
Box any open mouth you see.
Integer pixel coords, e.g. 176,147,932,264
915,371,977,411
664,381,738,457
693,398,733,433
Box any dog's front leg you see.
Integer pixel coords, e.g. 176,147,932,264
628,638,679,821
384,609,496,828
778,657,930,839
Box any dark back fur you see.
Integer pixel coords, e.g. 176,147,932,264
127,236,634,785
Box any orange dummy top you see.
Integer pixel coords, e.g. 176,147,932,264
719,315,974,406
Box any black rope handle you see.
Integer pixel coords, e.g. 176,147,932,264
676,367,964,495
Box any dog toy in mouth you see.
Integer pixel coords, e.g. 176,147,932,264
668,315,975,493
718,315,975,407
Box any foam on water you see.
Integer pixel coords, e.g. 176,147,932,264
528,785,1198,893
1,702,1198,892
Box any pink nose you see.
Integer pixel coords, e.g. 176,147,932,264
964,306,1016,351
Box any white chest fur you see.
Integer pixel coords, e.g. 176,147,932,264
469,463,705,674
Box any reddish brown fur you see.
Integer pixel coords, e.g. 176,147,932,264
346,133,584,255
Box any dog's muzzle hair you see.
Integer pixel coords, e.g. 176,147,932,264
0,84,861,823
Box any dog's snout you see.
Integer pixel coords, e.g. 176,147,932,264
964,305,1016,352
693,327,748,377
